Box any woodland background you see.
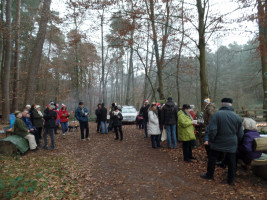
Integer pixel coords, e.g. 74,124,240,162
0,0,266,122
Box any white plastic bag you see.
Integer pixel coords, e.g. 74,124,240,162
161,128,167,141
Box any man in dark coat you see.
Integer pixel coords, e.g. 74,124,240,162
139,100,150,138
108,103,116,132
100,103,108,134
43,104,57,150
75,102,89,140
200,98,244,185
162,97,178,149
95,104,102,133
111,106,124,140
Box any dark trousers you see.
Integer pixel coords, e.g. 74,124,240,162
36,127,42,140
182,141,193,161
138,119,144,129
143,119,148,137
30,129,40,146
43,128,55,148
114,125,123,140
96,120,101,132
80,121,89,139
151,135,160,148
207,149,236,183
205,145,210,157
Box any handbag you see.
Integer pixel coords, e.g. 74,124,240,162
161,128,167,141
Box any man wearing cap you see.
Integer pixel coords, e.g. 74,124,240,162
43,104,57,150
31,105,44,142
200,98,243,185
139,100,150,138
75,102,90,140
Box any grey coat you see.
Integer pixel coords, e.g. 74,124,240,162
208,105,244,153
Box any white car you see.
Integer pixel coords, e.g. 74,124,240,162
121,106,138,123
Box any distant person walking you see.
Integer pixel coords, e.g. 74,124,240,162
111,106,123,140
75,102,89,140
200,98,243,186
148,103,161,148
95,103,102,133
162,97,178,149
100,103,108,134
139,100,150,138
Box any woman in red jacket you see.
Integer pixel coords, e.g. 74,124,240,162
59,104,69,136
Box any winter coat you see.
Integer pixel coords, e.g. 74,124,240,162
148,111,161,135
177,110,196,141
44,109,57,128
22,116,36,130
13,118,29,137
203,103,216,127
100,107,107,121
140,104,150,121
237,130,262,164
31,109,43,128
111,111,123,126
75,107,89,122
95,108,102,121
162,100,178,125
208,105,244,153
59,110,69,123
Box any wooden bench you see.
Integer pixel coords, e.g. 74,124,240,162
251,137,267,180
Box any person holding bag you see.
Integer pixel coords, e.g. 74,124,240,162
178,104,197,162
148,103,161,148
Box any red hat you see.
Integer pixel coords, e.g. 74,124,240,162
145,99,148,103
156,103,160,106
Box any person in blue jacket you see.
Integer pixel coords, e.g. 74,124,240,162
75,102,89,141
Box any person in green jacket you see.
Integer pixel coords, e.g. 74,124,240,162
178,104,198,162
13,111,37,150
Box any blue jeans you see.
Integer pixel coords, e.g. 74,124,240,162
43,128,55,148
101,121,108,134
61,122,68,134
143,118,148,137
166,125,177,148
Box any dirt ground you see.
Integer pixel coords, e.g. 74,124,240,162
1,123,267,200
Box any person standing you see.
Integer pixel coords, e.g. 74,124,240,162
203,98,216,156
95,104,102,133
162,97,178,149
43,104,57,150
139,100,150,138
108,103,116,132
178,104,198,162
100,103,108,134
111,106,123,140
59,104,69,136
31,105,44,145
148,103,161,148
200,98,244,186
75,102,90,140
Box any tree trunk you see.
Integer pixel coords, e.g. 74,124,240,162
197,0,209,110
12,0,21,112
0,0,5,77
1,0,12,123
101,9,105,103
24,0,51,104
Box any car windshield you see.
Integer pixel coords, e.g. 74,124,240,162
122,108,137,113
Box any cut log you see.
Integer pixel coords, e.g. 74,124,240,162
253,137,267,151
0,141,18,155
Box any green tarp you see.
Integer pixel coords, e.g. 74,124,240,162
1,135,29,154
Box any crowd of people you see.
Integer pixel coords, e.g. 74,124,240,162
138,97,263,186
9,96,264,186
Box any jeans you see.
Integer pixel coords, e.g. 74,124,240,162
80,121,89,139
151,135,160,148
182,141,193,161
61,122,68,135
114,125,123,140
207,149,236,183
166,124,177,148
101,121,108,134
143,119,148,137
43,128,55,148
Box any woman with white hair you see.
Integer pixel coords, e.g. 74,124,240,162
237,118,262,164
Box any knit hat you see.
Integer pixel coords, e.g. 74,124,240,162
114,106,118,110
36,105,40,109
221,98,233,104
14,110,21,116
182,104,191,110
204,98,211,104
144,99,148,103
167,97,172,101
61,104,66,107
25,105,31,108
79,102,84,105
